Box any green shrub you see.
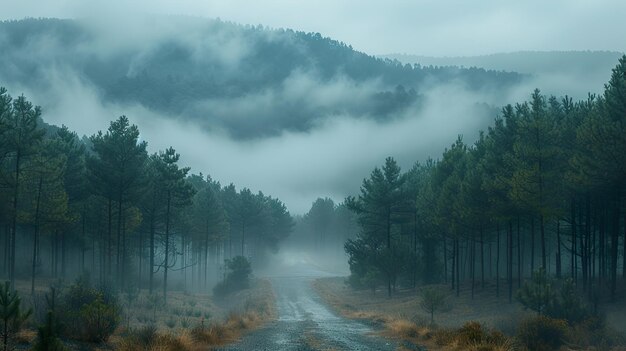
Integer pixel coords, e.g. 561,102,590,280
79,296,119,342
517,269,592,324
59,278,120,342
517,315,567,351
419,286,448,324
213,256,252,298
32,311,67,351
0,281,33,350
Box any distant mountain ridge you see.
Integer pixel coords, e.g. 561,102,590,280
381,51,624,98
0,17,524,139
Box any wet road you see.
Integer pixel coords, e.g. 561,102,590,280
219,262,399,351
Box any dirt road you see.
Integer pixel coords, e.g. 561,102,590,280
219,263,399,351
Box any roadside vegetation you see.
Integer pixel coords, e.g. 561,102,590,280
0,268,274,350
298,55,626,351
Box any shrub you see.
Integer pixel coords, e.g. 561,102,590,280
517,269,593,325
78,295,119,342
59,278,120,342
213,256,252,298
31,311,67,351
516,268,555,316
419,286,448,324
458,321,486,345
517,315,567,351
0,282,33,350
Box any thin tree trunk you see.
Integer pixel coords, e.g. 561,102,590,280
471,238,475,299
443,238,447,284
149,212,155,294
540,214,546,270
556,220,562,278
451,237,455,290
31,177,43,295
9,150,21,287
571,198,577,281
455,238,460,297
117,194,123,285
480,225,485,289
508,220,513,303
163,191,171,302
517,216,521,287
623,210,626,279
531,216,535,273
496,224,500,298
108,198,112,279
610,196,620,300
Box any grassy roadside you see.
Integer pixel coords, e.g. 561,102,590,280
313,277,626,351
112,278,277,350
312,277,517,351
11,278,276,350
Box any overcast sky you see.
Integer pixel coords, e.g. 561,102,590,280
2,0,625,56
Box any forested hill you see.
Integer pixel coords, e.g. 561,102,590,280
382,51,624,99
0,17,524,139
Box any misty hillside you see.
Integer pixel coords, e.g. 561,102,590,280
382,51,624,98
0,17,524,139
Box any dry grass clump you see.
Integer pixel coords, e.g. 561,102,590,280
116,326,194,351
380,318,515,351
386,318,421,339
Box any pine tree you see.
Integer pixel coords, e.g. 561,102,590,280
0,281,32,351
154,147,195,301
0,94,45,287
87,116,148,285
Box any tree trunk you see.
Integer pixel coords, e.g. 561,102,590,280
610,196,620,300
9,150,21,287
517,216,521,287
455,238,460,297
117,194,123,285
387,210,392,298
450,237,455,290
31,177,43,295
623,210,626,279
443,238,447,284
540,214,546,270
163,191,171,302
572,198,578,282
508,220,513,303
149,212,155,294
107,198,113,279
531,216,535,273
241,221,245,257
471,238,475,299
480,225,485,289
496,224,500,298
556,220,562,278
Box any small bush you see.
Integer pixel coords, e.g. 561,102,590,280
32,311,67,351
0,281,33,349
517,315,567,351
458,321,486,345
419,286,448,324
213,256,252,298
59,278,120,342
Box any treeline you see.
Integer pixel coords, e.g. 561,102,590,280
0,90,294,298
291,198,358,261
345,56,626,300
0,18,523,139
